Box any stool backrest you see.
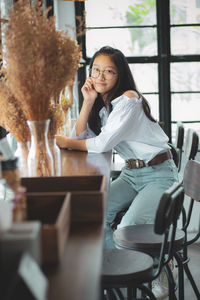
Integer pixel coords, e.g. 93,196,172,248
183,160,200,201
182,159,200,244
154,182,184,235
168,143,179,168
175,122,184,150
184,129,199,160
154,181,184,267
175,122,184,171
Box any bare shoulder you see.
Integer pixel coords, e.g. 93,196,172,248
123,90,139,99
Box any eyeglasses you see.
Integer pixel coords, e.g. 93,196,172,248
90,67,117,80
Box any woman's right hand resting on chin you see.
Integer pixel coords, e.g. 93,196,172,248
75,77,98,137
81,77,97,106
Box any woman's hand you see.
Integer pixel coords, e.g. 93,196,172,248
56,135,70,149
81,77,97,106
75,77,97,137
55,135,87,151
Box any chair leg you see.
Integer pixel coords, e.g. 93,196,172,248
175,249,200,299
105,289,119,300
174,252,185,300
137,284,157,300
115,288,124,300
127,286,136,300
183,262,200,298
164,264,178,300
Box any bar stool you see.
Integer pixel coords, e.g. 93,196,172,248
183,128,199,162
174,159,200,299
102,181,185,300
102,249,155,300
174,122,184,172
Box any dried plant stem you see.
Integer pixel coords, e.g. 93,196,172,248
3,0,81,121
0,80,30,143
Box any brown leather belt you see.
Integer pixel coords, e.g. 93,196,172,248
125,151,171,169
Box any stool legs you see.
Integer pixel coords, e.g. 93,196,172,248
102,285,157,300
175,251,200,300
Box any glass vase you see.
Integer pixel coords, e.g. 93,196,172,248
27,119,54,177
49,138,61,176
15,141,29,176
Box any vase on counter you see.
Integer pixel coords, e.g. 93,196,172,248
27,119,54,177
49,137,61,176
15,141,29,176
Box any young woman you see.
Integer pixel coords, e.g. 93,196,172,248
56,46,179,249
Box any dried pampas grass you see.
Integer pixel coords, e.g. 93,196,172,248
0,79,30,143
3,0,81,121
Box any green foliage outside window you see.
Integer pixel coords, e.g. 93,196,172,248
125,0,156,51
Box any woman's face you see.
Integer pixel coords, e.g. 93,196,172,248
91,54,118,99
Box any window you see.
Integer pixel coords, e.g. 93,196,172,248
76,0,200,142
170,0,200,138
84,0,159,123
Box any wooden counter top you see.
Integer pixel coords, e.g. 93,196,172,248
60,149,111,179
44,223,104,300
38,149,112,300
0,149,111,299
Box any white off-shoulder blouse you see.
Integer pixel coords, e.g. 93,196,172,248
71,95,170,163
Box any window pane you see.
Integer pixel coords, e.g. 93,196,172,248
129,63,158,93
0,0,13,18
170,0,200,24
86,28,157,57
171,93,200,122
85,0,156,27
171,62,200,91
171,27,200,55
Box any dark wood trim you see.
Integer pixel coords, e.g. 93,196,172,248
157,0,171,140
75,1,86,111
46,0,54,17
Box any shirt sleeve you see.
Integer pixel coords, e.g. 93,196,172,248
86,96,139,153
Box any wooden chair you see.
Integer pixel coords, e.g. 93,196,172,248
174,122,184,172
168,142,179,168
177,128,199,182
183,128,199,161
102,181,185,300
174,159,200,299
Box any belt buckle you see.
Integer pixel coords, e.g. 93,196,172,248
135,159,140,168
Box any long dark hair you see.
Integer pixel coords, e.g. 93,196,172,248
88,46,156,135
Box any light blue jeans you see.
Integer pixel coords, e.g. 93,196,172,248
104,158,179,249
